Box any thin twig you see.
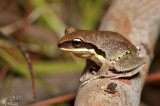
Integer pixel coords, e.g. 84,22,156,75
0,63,10,82
146,71,160,83
0,32,36,98
29,93,76,106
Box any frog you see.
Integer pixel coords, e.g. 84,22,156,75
57,26,145,82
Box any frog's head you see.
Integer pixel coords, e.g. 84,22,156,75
57,26,104,59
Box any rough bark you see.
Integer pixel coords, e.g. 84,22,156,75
75,0,160,106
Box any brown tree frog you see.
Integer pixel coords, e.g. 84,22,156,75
57,26,145,81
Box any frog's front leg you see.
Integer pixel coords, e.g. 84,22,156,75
93,54,111,77
97,61,110,77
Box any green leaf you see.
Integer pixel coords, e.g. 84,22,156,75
32,0,66,37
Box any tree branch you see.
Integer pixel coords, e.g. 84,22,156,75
75,0,160,105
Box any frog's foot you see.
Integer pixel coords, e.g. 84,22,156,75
97,69,108,77
80,64,111,87
80,75,102,87
80,71,110,87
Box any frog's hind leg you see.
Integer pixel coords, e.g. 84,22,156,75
109,56,145,78
108,65,144,79
115,56,145,72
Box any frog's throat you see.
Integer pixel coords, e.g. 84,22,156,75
60,48,106,66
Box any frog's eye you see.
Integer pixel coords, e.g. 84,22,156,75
72,38,83,48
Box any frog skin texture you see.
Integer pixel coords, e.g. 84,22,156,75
58,26,145,83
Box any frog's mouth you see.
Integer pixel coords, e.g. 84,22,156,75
59,48,96,58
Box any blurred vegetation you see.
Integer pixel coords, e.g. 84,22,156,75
0,0,110,105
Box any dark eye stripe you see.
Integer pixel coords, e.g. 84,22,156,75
58,39,106,58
